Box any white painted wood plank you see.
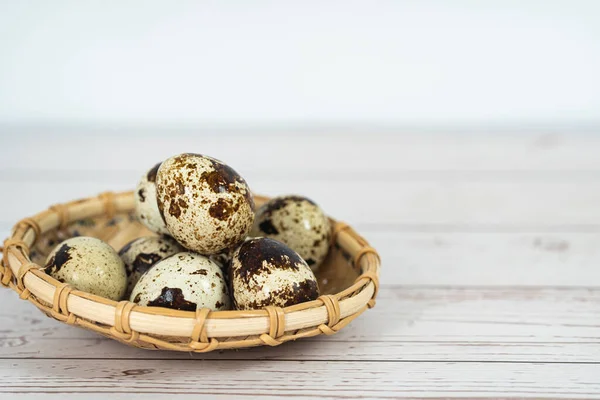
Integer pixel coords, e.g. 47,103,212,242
1,287,598,362
2,226,599,286
0,359,598,399
370,231,600,286
2,130,600,175
2,180,600,227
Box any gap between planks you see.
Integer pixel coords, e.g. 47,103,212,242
0,357,598,364
1,359,599,399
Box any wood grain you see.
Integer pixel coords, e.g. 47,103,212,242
1,287,598,363
1,359,598,399
1,130,600,399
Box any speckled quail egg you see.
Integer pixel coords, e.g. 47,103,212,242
135,162,170,235
251,195,331,272
229,237,320,310
155,153,255,254
130,251,231,311
44,236,127,301
33,217,112,261
118,235,184,296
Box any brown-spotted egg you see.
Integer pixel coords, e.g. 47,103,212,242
135,162,170,235
251,195,331,271
130,252,231,311
155,153,255,254
229,237,320,310
44,236,127,300
118,235,184,296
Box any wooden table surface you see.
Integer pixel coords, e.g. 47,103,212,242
1,130,599,399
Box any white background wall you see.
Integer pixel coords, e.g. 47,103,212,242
1,0,599,129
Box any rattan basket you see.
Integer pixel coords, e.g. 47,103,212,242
0,191,380,352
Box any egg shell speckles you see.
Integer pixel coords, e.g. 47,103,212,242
119,235,185,296
156,153,255,254
130,252,231,311
250,195,331,272
229,237,320,310
135,163,170,235
44,236,127,301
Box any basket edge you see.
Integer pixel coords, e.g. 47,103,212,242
1,191,380,351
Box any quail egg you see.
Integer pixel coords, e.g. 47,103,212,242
44,236,127,301
251,195,331,271
155,153,255,254
130,252,231,311
135,162,170,235
119,235,184,296
229,237,320,310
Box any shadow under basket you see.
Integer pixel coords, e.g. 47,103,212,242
0,192,381,352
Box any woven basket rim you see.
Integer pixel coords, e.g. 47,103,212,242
1,191,380,352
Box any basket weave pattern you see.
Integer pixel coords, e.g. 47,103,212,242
0,191,380,352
